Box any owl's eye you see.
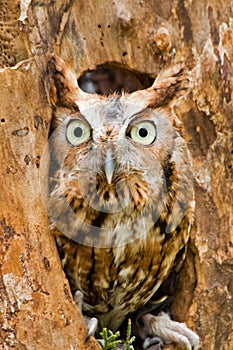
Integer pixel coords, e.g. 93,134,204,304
66,119,91,146
128,121,157,145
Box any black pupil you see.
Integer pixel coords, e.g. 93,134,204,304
138,127,148,138
74,126,83,138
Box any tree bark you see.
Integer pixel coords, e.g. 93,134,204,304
0,1,232,349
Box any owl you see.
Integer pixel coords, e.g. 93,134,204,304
46,56,199,350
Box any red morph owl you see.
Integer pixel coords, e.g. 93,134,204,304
45,55,199,350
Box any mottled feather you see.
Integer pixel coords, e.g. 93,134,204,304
48,56,195,341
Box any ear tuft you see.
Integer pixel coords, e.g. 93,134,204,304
47,55,81,109
148,65,188,107
121,65,188,110
47,55,102,110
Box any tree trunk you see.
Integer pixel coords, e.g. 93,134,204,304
0,1,232,350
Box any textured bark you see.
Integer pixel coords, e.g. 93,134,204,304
0,1,232,349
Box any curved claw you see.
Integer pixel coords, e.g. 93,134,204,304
143,336,164,349
74,290,84,311
73,290,98,342
86,317,98,341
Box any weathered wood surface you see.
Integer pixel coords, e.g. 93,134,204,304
0,1,232,349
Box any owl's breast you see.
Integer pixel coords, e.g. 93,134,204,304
51,152,192,330
56,208,190,331
50,166,165,247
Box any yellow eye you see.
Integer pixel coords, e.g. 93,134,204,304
128,121,157,145
66,119,91,146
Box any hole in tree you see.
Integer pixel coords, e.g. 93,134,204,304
78,63,154,95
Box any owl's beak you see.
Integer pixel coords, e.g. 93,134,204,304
104,150,116,185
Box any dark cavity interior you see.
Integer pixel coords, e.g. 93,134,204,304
78,64,154,95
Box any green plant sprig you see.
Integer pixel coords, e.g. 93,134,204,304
97,328,121,349
124,319,136,350
97,319,135,350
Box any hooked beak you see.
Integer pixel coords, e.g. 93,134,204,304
104,150,116,185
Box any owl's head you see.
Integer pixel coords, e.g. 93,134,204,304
46,56,193,246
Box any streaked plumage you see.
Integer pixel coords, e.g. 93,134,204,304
47,56,198,349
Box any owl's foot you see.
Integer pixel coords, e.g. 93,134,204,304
139,312,199,350
74,290,98,341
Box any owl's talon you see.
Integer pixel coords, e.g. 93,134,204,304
86,317,98,341
73,291,98,341
74,290,84,311
143,336,164,349
140,312,199,350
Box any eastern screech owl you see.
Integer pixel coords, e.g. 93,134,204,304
46,56,199,350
